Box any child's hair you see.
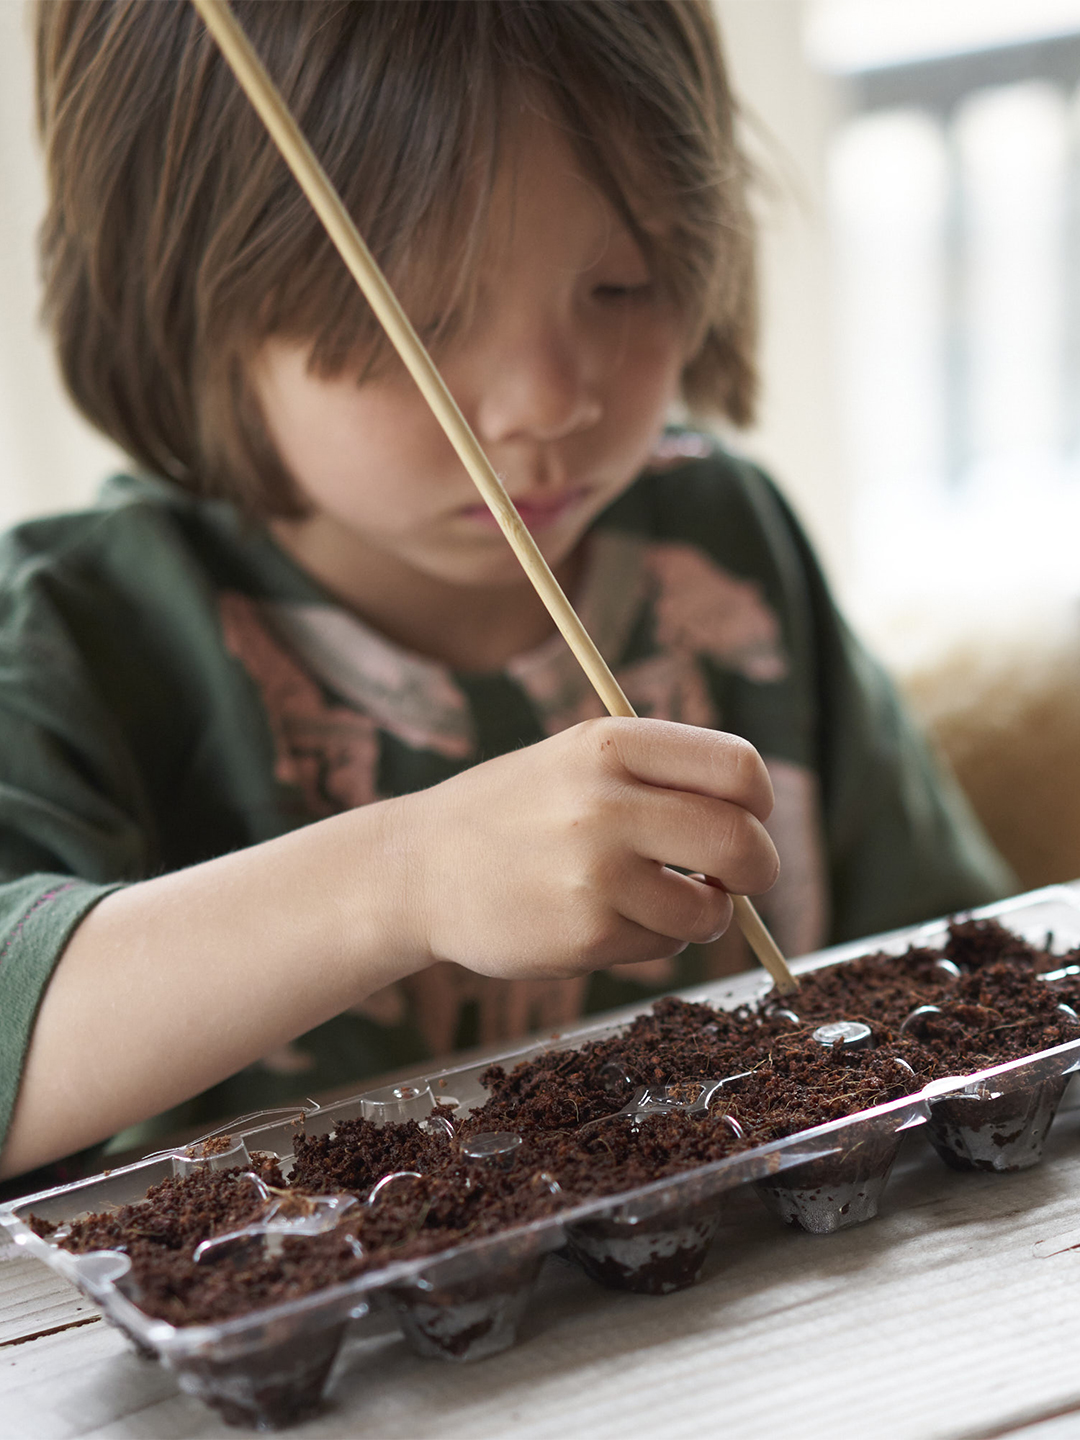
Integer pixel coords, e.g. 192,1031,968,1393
35,0,757,518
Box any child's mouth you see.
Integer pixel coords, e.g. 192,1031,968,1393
459,490,586,532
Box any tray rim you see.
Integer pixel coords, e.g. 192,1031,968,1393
5,881,1080,1357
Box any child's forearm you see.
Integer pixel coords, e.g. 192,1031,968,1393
1,719,780,1178
0,801,423,1177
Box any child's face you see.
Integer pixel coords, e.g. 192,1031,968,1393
256,109,687,596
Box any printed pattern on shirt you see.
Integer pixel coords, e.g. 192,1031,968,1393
510,537,788,734
219,592,379,815
217,531,826,1050
260,602,474,760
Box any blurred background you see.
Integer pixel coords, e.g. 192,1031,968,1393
3,0,1080,889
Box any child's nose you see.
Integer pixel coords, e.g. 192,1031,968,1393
474,324,603,445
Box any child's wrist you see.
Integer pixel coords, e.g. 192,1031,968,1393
328,796,437,987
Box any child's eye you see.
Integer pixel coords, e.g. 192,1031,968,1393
592,282,655,303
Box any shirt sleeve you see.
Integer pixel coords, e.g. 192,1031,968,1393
0,875,121,1149
0,551,153,1154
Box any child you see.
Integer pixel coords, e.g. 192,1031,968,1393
0,0,1010,1184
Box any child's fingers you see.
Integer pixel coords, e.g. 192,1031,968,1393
611,860,734,946
620,788,780,897
404,717,779,984
586,716,775,823
574,912,693,971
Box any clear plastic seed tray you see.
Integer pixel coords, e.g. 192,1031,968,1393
5,885,1080,1429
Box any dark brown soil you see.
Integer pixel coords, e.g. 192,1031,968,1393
34,917,1080,1327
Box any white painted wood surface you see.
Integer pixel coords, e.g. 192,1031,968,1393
0,1252,98,1346
4,1085,1080,1440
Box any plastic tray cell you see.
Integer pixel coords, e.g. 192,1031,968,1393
174,1317,351,1430
565,1189,724,1295
753,1099,926,1234
377,1234,553,1361
924,1047,1080,1172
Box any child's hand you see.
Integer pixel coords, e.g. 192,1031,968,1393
400,717,779,980
4,716,776,1176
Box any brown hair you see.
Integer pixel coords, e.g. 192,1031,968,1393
36,0,757,516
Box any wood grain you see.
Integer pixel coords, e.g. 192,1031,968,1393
0,1253,98,1347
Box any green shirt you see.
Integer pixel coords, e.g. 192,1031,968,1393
0,437,1012,1179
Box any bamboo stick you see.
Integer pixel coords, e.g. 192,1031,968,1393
190,0,798,995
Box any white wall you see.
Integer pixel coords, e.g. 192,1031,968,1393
0,1,124,532
715,0,851,595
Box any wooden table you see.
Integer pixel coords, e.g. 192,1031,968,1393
6,933,1080,1438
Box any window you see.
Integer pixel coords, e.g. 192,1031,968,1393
810,1,1080,625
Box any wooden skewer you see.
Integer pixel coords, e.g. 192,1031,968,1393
190,0,798,996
